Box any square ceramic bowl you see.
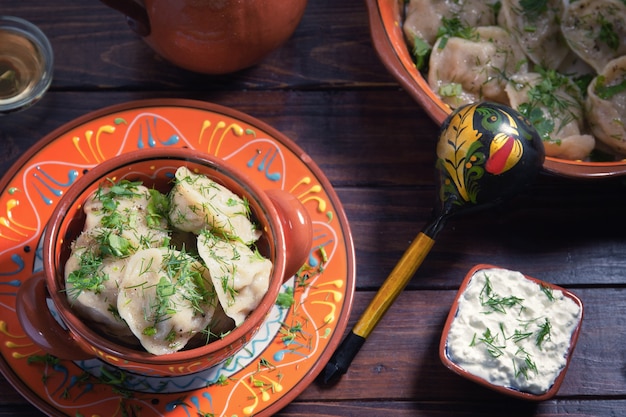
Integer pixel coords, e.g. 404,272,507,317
439,264,583,401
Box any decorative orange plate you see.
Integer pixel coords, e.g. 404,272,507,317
0,99,356,416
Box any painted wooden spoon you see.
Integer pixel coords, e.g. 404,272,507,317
320,102,545,384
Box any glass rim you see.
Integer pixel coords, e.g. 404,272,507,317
0,15,54,113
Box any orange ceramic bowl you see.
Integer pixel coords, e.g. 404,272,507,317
15,147,312,376
439,264,583,401
365,0,626,178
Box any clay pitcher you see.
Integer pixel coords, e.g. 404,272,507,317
99,0,308,74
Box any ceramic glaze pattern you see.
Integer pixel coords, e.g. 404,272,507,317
0,102,354,417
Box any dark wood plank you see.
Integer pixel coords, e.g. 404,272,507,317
1,287,624,416
1,399,625,417
278,400,626,417
4,92,626,289
0,90,436,186
298,288,626,401
0,0,396,90
339,180,626,289
1,0,625,415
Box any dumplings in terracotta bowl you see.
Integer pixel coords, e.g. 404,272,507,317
366,0,626,178
15,148,312,376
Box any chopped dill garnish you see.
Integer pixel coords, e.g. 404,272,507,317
519,0,548,21
479,275,525,314
96,230,133,257
147,188,169,227
511,329,533,343
513,347,538,379
436,16,477,50
137,248,213,336
536,318,552,349
438,83,463,98
517,67,580,142
65,251,107,299
276,287,295,308
540,283,555,301
594,75,626,100
478,327,505,358
411,36,431,70
598,14,620,51
96,179,142,212
279,320,304,344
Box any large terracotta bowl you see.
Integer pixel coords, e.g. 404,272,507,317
365,0,626,178
15,147,312,377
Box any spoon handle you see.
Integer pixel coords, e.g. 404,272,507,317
320,231,435,384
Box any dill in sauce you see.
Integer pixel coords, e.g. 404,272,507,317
445,268,581,394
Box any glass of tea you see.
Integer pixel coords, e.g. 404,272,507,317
0,16,53,114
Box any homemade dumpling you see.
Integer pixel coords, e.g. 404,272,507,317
498,0,568,70
586,56,626,155
64,234,135,342
557,50,596,80
429,26,528,108
65,181,170,343
82,181,170,252
403,0,496,49
561,0,626,73
64,172,273,355
506,72,595,160
168,166,261,245
117,247,218,355
540,134,596,162
197,230,272,326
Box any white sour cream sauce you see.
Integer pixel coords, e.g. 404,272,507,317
445,268,582,394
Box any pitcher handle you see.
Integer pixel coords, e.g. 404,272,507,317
99,0,151,36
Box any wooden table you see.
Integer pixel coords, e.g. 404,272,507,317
1,1,625,416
